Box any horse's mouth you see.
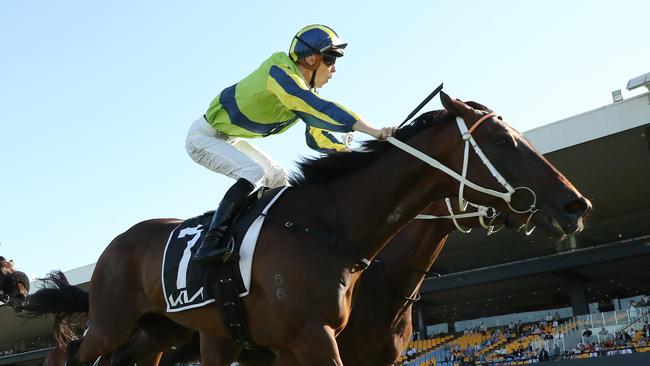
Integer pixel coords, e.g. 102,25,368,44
533,211,585,240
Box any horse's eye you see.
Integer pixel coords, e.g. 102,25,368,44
494,135,517,147
495,137,510,146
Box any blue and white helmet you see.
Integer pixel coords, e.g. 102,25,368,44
289,24,347,62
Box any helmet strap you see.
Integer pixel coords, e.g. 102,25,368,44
309,68,318,89
298,56,321,89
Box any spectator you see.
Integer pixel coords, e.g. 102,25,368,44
623,343,633,354
629,301,638,321
552,343,561,359
599,327,608,335
538,347,550,361
540,319,548,328
583,329,593,338
624,331,633,342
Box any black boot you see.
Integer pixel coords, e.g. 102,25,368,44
193,178,255,264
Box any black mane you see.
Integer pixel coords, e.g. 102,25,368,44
289,109,449,188
288,101,491,188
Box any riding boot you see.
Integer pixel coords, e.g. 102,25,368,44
193,178,255,264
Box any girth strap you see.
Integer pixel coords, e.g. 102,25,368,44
210,263,256,349
261,214,370,271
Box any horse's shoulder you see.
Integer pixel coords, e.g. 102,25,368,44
115,218,184,243
129,218,183,230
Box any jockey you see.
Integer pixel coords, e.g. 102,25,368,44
188,24,396,263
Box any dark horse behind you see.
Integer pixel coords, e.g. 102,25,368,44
0,257,30,309
24,92,591,366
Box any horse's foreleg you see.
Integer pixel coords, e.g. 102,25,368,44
134,352,163,366
286,322,343,366
270,351,300,366
199,332,243,366
158,332,200,366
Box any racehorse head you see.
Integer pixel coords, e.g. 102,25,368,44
437,92,591,238
0,258,30,307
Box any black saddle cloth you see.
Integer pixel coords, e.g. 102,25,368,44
161,187,286,312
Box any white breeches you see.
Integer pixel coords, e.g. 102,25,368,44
185,117,289,188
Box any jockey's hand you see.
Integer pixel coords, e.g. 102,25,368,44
352,120,398,141
373,126,397,140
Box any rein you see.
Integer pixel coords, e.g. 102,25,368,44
387,112,539,234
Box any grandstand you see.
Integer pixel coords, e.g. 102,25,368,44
2,87,650,366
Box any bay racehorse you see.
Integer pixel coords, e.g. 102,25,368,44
157,199,505,366
34,93,591,366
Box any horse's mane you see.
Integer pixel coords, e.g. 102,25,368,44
289,110,447,188
289,102,490,188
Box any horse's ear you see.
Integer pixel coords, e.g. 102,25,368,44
440,91,474,117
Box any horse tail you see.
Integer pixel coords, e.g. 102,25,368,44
18,270,89,347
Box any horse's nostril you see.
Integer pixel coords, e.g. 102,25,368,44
565,197,591,217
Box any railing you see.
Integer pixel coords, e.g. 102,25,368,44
435,345,648,366
560,306,650,349
618,306,650,335
573,306,649,330
0,335,55,356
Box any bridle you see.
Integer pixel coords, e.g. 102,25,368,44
358,112,541,304
415,198,501,235
0,272,28,307
0,277,14,306
0,291,11,306
387,112,539,235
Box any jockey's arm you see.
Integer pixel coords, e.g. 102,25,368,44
267,65,396,140
352,119,397,140
305,126,348,153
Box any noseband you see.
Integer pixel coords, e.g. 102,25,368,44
388,112,539,235
415,198,498,234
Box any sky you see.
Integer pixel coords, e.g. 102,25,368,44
1,0,649,279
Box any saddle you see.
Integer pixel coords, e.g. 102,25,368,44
162,186,287,349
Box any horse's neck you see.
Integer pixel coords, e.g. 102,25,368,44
379,219,453,312
332,132,456,262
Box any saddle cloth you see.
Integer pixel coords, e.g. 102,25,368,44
161,187,288,312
